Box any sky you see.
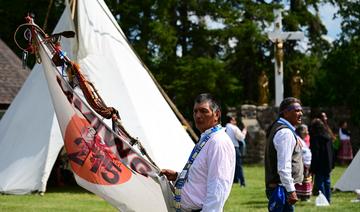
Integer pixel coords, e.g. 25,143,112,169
265,1,342,43
184,2,342,55
319,2,342,42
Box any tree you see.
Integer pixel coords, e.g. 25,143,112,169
1,0,342,121
314,0,360,123
0,0,64,63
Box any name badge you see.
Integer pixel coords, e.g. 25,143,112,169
179,170,187,179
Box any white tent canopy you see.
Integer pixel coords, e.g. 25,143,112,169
0,0,193,195
0,6,74,194
334,150,360,191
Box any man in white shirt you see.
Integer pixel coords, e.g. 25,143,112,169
225,115,247,186
161,93,235,212
265,97,304,212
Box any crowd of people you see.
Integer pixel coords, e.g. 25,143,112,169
159,93,354,211
264,98,354,211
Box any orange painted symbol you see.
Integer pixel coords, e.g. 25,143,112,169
64,115,132,185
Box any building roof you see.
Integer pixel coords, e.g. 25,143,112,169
0,39,29,105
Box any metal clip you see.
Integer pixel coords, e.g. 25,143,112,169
22,50,28,69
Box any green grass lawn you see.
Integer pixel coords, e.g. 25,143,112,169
224,165,360,212
0,165,359,211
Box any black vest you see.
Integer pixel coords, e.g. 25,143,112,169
265,121,303,187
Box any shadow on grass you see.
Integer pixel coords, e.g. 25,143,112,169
45,185,91,194
241,200,268,209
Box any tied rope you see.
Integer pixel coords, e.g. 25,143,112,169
13,15,159,170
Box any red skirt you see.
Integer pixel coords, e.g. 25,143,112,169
338,139,353,160
295,175,312,197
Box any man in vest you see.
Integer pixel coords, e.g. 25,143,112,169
265,97,304,211
161,93,235,211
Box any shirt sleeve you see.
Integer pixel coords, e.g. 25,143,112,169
202,138,235,211
273,128,296,192
339,128,350,140
233,125,246,142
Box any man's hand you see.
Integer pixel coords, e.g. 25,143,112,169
160,169,178,181
287,191,298,205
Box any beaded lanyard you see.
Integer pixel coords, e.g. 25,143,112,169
174,124,222,211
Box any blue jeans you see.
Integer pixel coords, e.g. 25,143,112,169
234,147,245,185
314,174,331,203
266,187,294,212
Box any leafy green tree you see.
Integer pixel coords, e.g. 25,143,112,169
0,0,64,60
314,0,360,123
1,0,344,122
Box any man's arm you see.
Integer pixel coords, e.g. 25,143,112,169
233,125,246,141
160,169,178,181
273,129,296,192
273,128,299,204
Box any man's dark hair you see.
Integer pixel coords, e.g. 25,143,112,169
309,118,329,138
226,115,233,124
279,97,301,116
194,93,221,123
194,93,221,113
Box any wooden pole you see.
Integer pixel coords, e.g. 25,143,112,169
145,69,199,143
70,0,77,20
43,0,54,31
81,1,199,143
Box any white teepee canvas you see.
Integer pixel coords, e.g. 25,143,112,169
0,0,193,195
334,150,360,191
0,6,75,194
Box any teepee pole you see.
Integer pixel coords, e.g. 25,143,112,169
146,69,199,143
43,0,54,31
97,2,199,143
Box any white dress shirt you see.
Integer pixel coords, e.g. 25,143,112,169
299,137,311,167
339,128,350,140
273,118,297,192
225,123,246,147
181,128,235,212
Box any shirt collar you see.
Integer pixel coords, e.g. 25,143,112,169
278,117,296,131
200,124,222,137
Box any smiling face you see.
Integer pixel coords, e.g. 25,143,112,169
193,101,220,133
283,103,303,126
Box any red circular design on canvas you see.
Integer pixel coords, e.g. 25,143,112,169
64,115,132,185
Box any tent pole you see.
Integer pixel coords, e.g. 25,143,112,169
96,2,199,143
43,0,54,31
70,0,76,20
146,70,199,143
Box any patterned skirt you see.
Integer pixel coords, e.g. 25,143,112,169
338,139,353,160
295,175,312,198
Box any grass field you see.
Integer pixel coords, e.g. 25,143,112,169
224,165,360,212
0,165,359,211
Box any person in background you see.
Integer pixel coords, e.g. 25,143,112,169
161,93,235,212
319,112,339,165
320,112,336,141
310,118,334,203
265,97,304,212
337,120,353,165
295,124,312,201
225,115,247,187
